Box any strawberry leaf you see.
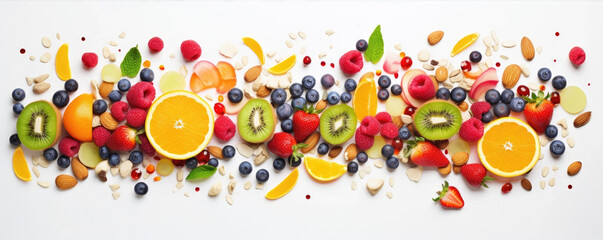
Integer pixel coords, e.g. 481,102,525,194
481,176,495,188
432,181,450,202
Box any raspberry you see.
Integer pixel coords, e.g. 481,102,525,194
569,46,586,66
214,116,236,141
459,118,484,142
126,107,147,128
339,50,364,75
180,40,202,61
137,134,156,156
126,82,155,108
408,74,436,100
92,127,111,147
58,137,80,157
470,101,491,120
148,37,164,53
355,130,375,150
110,101,129,122
375,112,392,124
359,116,380,136
380,122,398,139
81,52,98,68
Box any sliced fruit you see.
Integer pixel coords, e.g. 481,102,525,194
353,72,378,121
190,61,220,93
478,117,540,177
366,135,386,159
560,86,586,114
469,68,499,100
224,96,249,115
319,104,357,145
17,101,62,150
237,99,276,143
159,71,186,93
242,37,265,65
265,168,299,200
451,33,480,57
63,94,93,142
448,139,470,157
101,64,122,83
13,146,31,181
55,43,71,81
400,69,433,108
216,61,237,94
383,52,402,74
304,156,346,182
463,69,484,79
78,142,102,168
157,159,174,176
268,54,296,75
413,100,462,140
385,95,408,117
145,90,214,159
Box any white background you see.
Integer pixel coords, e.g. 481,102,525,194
1,1,602,239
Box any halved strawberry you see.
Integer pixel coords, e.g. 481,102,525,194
433,181,464,209
403,137,449,167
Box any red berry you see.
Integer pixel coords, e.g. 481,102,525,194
460,60,472,72
197,150,210,165
303,56,311,65
214,103,225,115
501,182,512,193
131,168,142,180
391,137,403,150
551,92,561,104
517,85,530,97
172,160,186,167
400,56,413,70
404,106,416,116
540,85,546,91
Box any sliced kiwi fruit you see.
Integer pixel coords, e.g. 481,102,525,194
16,101,62,150
320,104,357,145
413,100,462,140
238,99,276,143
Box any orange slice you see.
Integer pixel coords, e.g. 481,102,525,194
353,72,378,121
63,93,93,142
242,37,265,65
304,156,347,182
268,54,296,75
478,117,540,177
13,146,31,181
55,43,71,81
266,168,299,200
145,91,214,159
451,33,480,57
190,61,220,93
216,61,237,94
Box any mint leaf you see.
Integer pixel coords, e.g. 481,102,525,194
186,165,217,180
120,45,142,78
364,25,384,64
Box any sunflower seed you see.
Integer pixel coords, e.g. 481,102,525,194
228,180,236,194
501,41,516,48
520,63,530,77
119,32,126,38
142,171,150,179
179,65,188,77
234,62,243,70
386,191,393,199
540,180,546,189
491,30,500,45
244,181,252,190
208,181,222,197
406,166,423,182
483,35,493,47
394,44,402,51
298,31,307,39
32,166,40,178
548,178,555,186
374,160,384,168
56,33,61,40
40,52,51,63
266,51,276,58
110,167,119,176
109,53,116,62
541,166,549,177
536,46,543,54
169,53,175,58
236,143,254,158
176,182,184,190
389,177,395,188
109,40,118,47
562,128,569,138
552,165,559,171
557,118,568,129
325,29,335,36
422,63,434,71
539,151,544,160
241,56,249,66
500,55,509,60
218,165,225,175
37,180,50,188
528,82,539,91
417,49,430,62
485,47,492,57
177,169,184,182
102,47,110,58
41,37,52,48
255,183,264,190
36,156,50,168
184,193,190,197
219,42,239,58
539,135,548,147
318,52,327,59
95,160,110,174
112,192,121,200
226,195,233,205
567,137,575,148
119,160,133,178
351,180,357,191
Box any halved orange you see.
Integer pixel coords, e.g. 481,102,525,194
352,72,378,121
63,93,93,142
478,117,540,177
145,91,214,159
304,156,347,182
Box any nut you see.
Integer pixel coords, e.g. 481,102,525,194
55,174,78,190
301,132,320,153
521,178,532,191
119,160,133,178
573,111,591,128
94,160,110,174
33,82,50,94
208,181,223,197
256,85,271,98
344,144,358,161
567,161,582,176
207,146,224,159
98,82,114,98
392,116,404,128
452,152,469,166
453,165,461,174
244,65,262,82
71,157,88,180
502,64,522,89
328,146,343,158
435,67,448,82
427,31,444,45
34,74,49,83
100,112,118,130
438,163,451,176
315,100,327,111
366,178,384,195
458,102,468,112
521,36,535,61
433,139,449,149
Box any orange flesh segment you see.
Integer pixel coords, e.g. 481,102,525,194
481,122,537,172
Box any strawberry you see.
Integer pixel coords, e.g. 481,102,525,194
106,126,141,152
460,163,494,188
403,137,449,167
523,91,554,134
292,105,322,142
267,132,307,161
433,181,464,209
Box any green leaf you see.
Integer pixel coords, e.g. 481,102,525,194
364,25,384,64
120,45,142,78
186,165,217,180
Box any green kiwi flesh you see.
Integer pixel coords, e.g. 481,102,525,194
237,99,276,143
16,101,62,150
413,100,462,140
319,104,357,145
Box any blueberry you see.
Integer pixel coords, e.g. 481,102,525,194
321,74,335,88
302,75,316,90
356,152,368,163
469,51,482,63
281,119,294,133
537,68,552,81
386,157,399,169
493,102,510,117
347,161,359,174
288,156,302,167
273,158,286,171
436,88,451,100
256,169,269,183
500,89,515,104
9,133,20,147
306,89,320,103
344,79,357,92
276,103,293,120
13,103,23,115
545,125,558,138
552,75,567,90
227,88,243,103
108,153,121,167
140,68,154,82
43,148,58,161
271,88,287,106
378,75,391,89
390,84,402,96
108,90,122,102
57,155,70,168
550,140,565,156
326,91,340,105
129,150,143,165
208,158,219,167
509,97,526,112
222,145,236,158
289,83,304,98
481,111,494,123
64,79,79,92
185,157,198,169
381,144,394,158
377,89,389,101
398,126,411,140
485,89,501,105
292,97,306,110
98,146,109,159
134,182,148,196
117,79,131,92
340,92,352,103
12,88,26,101
239,161,253,175
93,100,108,115
450,87,466,103
317,143,329,155
356,39,368,51
52,90,70,108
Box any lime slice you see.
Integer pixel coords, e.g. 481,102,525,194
159,71,186,93
560,86,587,114
101,64,121,83
78,142,102,168
366,136,386,159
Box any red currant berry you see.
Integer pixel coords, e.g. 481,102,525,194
460,60,472,72
214,103,225,115
197,150,210,165
517,85,530,97
540,85,546,91
303,56,311,65
130,168,142,180
391,137,403,150
501,182,512,193
551,92,561,104
400,56,413,70
172,160,186,167
404,106,416,116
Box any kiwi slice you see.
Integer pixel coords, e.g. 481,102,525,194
238,99,276,143
320,104,357,145
16,101,62,150
413,100,462,140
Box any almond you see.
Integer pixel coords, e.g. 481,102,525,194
100,112,118,130
98,82,114,98
521,178,532,191
207,146,224,159
392,115,404,128
328,146,343,158
502,64,522,89
256,85,271,98
427,31,444,45
573,111,591,128
567,161,582,176
55,174,78,190
301,132,320,153
71,157,88,180
452,165,461,174
457,102,468,112
434,139,449,149
435,67,448,82
315,100,327,111
244,65,262,82
521,36,535,61
452,152,469,166
438,163,451,176
344,144,358,161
